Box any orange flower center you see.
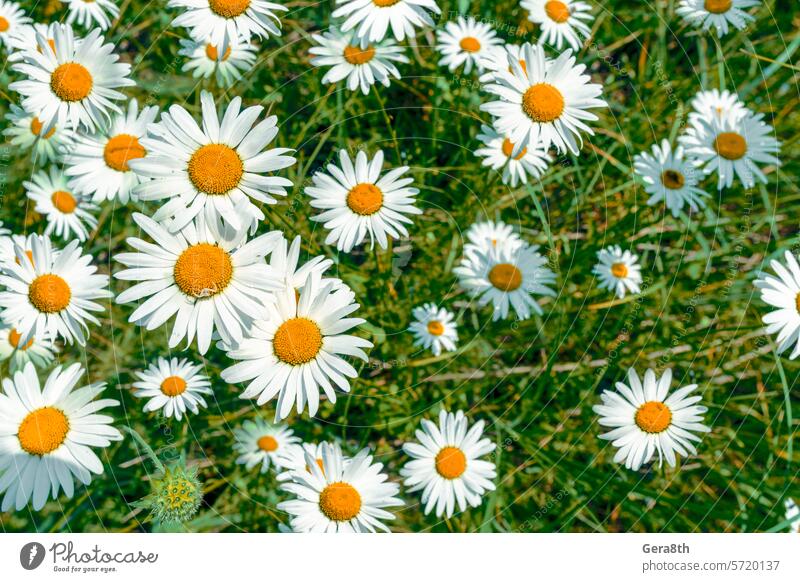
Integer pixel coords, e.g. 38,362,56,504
188,143,244,195
661,169,685,190
488,263,523,292
713,132,747,160
319,482,362,521
30,117,56,139
427,320,445,336
610,262,628,278
522,82,565,123
104,134,147,172
343,45,375,65
545,0,571,23
18,407,69,456
435,446,467,479
796,292,800,314
257,435,278,452
8,328,34,350
704,0,732,13
635,401,672,434
346,183,383,215
160,375,187,397
273,317,323,365
205,43,232,61
459,36,481,53
208,0,251,18
0,17,9,32
173,243,233,298
50,62,93,102
372,0,400,6
501,137,527,160
51,190,77,214
28,274,72,313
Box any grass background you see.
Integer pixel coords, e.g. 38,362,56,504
0,0,798,532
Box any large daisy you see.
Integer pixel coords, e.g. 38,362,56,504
130,91,296,234
0,325,57,372
24,168,99,242
592,245,643,299
436,16,501,74
521,0,593,51
0,0,30,49
754,250,800,360
408,303,458,356
634,140,709,218
332,0,441,44
677,0,760,38
63,0,120,31
474,123,550,187
233,418,299,473
2,103,75,163
168,0,287,46
132,357,213,421
0,362,122,511
178,34,257,87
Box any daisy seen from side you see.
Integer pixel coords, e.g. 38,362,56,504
463,219,524,255
132,357,213,421
753,250,800,360
688,88,747,126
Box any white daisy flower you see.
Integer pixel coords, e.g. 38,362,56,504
481,43,607,156
220,274,372,420
333,0,440,44
0,235,110,346
454,240,556,321
24,168,99,242
114,213,283,354
593,367,710,471
463,219,524,255
63,0,120,31
6,22,66,62
521,0,593,51
63,99,159,205
309,26,408,96
2,103,75,163
633,139,709,218
0,0,30,49
0,324,57,372
132,357,213,421
676,0,759,38
9,24,134,132
401,409,496,519
754,250,800,360
275,441,334,481
474,123,550,187
168,0,287,46
408,303,458,356
306,149,421,252
0,232,43,272
178,34,257,87
477,42,527,84
0,362,122,511
785,499,800,533
592,245,642,299
269,234,339,294
278,442,402,532
130,90,296,234
688,88,747,126
233,418,300,473
680,108,780,190
436,16,502,74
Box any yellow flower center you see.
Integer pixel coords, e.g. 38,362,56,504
610,262,628,278
8,328,34,350
435,446,467,479
0,17,9,32
50,62,93,102
796,292,800,315
346,183,383,215
318,482,362,521
104,134,147,172
372,0,400,6
18,407,70,456
30,117,56,139
273,317,323,365
545,0,571,23
634,401,672,434
208,0,250,18
661,169,685,190
343,45,375,65
205,43,232,61
713,132,747,160
188,143,244,195
29,274,72,313
257,435,278,452
173,243,233,298
488,263,523,292
501,137,527,160
459,36,481,53
704,0,732,13
522,83,565,123
427,320,445,336
160,375,187,397
51,190,77,214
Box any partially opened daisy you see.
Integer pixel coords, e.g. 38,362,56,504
221,274,372,420
132,357,213,421
401,409,496,519
680,108,780,190
592,245,642,299
754,250,800,360
269,234,338,294
179,34,257,87
309,26,408,95
633,140,709,218
306,149,421,252
0,235,110,346
114,213,283,354
130,91,296,234
481,43,607,155
63,99,159,204
64,0,120,30
333,0,441,44
24,168,99,242
2,103,75,163
463,219,524,255
278,442,402,532
10,25,133,132
688,88,747,126
168,0,287,46
0,325,57,372
408,303,458,356
436,16,501,74
455,241,556,321
521,0,593,51
233,418,299,473
0,362,122,511
677,0,759,38
474,123,550,187
593,367,710,470
0,0,30,49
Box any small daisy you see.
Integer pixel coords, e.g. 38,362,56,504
2,103,75,163
681,108,781,190
436,16,502,74
130,91,296,234
0,362,122,511
593,367,710,470
463,219,524,255
633,139,709,218
754,250,800,360
333,0,440,44
677,0,759,38
168,0,287,46
24,168,99,242
688,88,747,125
132,357,213,421
233,418,300,473
278,442,402,532
521,0,593,51
0,235,110,346
592,245,642,299
481,43,607,155
63,99,158,205
408,303,458,356
401,409,496,519
220,274,372,420
0,325,57,372
785,499,800,533
0,233,43,272
309,26,408,95
114,213,283,354
306,149,421,252
178,34,257,87
474,123,550,187
454,240,556,321
63,0,120,30
276,441,334,481
6,22,65,62
10,24,134,132
0,0,30,49
269,234,339,294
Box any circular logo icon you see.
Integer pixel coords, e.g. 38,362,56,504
20,542,46,570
